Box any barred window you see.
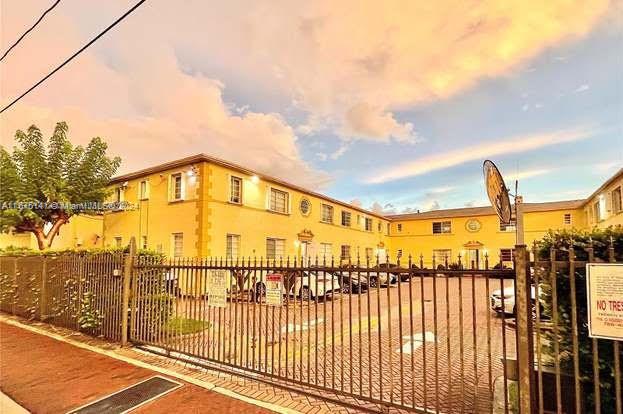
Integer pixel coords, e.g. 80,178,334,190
270,188,288,213
397,223,402,232
230,176,242,204
172,233,183,257
341,211,351,226
499,218,516,232
341,245,351,260
500,248,514,262
432,221,451,234
320,243,332,258
433,249,452,264
563,213,572,225
226,234,240,258
266,238,285,260
321,204,334,223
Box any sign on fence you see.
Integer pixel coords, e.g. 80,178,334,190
586,263,623,340
207,270,228,308
266,273,283,306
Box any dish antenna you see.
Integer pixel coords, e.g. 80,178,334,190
483,160,524,244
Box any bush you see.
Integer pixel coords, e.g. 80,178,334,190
534,226,623,413
136,293,173,342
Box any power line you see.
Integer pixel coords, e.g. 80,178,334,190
0,0,148,114
1,0,62,62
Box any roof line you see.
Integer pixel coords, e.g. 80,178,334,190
110,153,388,220
582,168,623,206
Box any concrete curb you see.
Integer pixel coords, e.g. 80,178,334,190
0,316,301,414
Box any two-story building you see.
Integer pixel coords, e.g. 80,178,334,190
582,168,623,228
104,154,390,260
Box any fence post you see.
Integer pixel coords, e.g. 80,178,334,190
121,237,136,346
40,257,48,321
514,244,536,413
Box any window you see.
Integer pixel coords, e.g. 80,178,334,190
500,218,516,232
320,243,332,259
387,223,390,234
396,249,403,259
377,222,381,232
433,249,452,264
365,217,373,231
141,235,147,249
270,188,288,213
114,236,122,248
171,173,183,201
397,223,402,232
230,176,242,204
321,204,334,223
139,180,149,200
432,221,451,234
300,198,311,216
172,233,183,257
613,187,622,214
114,187,125,203
226,234,240,258
365,248,374,260
266,238,285,260
500,249,515,262
341,245,351,261
563,213,572,225
341,211,351,226
593,201,601,222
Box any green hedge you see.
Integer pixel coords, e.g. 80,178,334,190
535,226,623,413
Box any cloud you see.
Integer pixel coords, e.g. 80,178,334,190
574,84,590,93
330,143,350,160
350,199,363,207
341,103,417,143
365,126,594,183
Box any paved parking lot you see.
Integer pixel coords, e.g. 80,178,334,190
138,274,517,413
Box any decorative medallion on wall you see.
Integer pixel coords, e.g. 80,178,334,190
465,218,482,233
299,198,311,216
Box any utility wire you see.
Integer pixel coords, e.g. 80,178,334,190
1,0,62,62
0,0,148,114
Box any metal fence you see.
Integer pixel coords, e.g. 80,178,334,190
0,253,126,341
530,240,622,414
130,254,516,413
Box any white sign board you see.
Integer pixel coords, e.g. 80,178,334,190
265,273,283,306
207,269,227,308
586,263,623,340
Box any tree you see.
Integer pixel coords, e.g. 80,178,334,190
0,122,121,250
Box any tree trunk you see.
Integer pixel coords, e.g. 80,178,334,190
32,218,68,250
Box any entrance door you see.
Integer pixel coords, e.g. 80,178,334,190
467,249,479,268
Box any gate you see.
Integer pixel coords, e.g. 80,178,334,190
129,249,518,413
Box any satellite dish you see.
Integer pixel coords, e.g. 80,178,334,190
483,160,512,224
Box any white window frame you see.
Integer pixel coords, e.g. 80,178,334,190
229,176,243,204
320,243,332,259
170,173,185,201
268,187,289,214
365,217,373,232
433,249,452,264
341,211,351,227
612,186,622,214
341,245,351,261
226,234,240,259
172,232,184,258
432,221,451,234
139,180,149,200
266,238,285,260
321,204,334,223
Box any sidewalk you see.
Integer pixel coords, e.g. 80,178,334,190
0,321,273,413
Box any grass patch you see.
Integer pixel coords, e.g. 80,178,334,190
165,317,210,335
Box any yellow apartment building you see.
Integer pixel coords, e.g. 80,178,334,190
104,154,390,260
582,168,623,229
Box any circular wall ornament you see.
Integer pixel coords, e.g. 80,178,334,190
465,218,482,233
300,198,311,216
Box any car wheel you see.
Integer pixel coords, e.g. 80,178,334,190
369,277,378,288
299,286,312,300
254,283,266,303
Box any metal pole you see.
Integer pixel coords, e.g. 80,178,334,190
515,195,524,245
121,237,136,346
514,244,535,412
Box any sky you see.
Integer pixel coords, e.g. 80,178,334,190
1,0,622,214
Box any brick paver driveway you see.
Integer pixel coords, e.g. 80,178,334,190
137,274,517,413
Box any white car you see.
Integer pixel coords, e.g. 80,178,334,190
490,282,540,316
253,270,341,301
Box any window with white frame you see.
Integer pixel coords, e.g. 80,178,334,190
269,188,288,213
230,176,242,204
613,187,622,214
341,211,351,226
432,221,451,234
341,245,351,260
172,233,183,257
500,248,514,262
266,238,285,260
433,249,452,264
593,201,601,222
139,180,149,200
320,243,332,259
170,173,183,201
226,234,240,258
499,218,516,232
365,217,373,231
114,236,122,248
114,187,124,203
563,213,572,225
321,204,334,223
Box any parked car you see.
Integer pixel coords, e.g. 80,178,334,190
373,263,412,281
333,270,368,293
252,270,341,302
365,270,397,288
490,281,544,318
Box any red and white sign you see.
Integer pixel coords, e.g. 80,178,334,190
266,273,283,306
